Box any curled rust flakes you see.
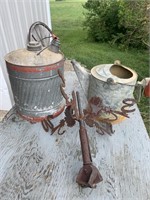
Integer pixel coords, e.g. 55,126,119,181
58,69,70,105
103,98,136,119
41,115,53,132
64,106,76,127
85,96,136,120
82,96,136,135
88,96,103,115
95,121,114,136
41,117,66,135
54,119,66,135
121,98,136,114
41,70,78,134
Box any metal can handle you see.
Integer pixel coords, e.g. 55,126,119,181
28,21,57,43
27,21,60,53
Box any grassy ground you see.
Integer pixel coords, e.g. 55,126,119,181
50,0,149,133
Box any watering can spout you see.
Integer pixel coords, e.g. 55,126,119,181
71,59,91,77
71,60,90,96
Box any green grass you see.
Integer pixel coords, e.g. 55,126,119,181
50,0,149,133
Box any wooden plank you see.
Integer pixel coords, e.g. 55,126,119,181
0,71,150,200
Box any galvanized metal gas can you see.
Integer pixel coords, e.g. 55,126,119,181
5,44,65,122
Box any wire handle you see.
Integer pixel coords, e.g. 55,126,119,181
27,21,60,53
28,21,57,43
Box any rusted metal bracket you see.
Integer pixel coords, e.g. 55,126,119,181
75,91,103,188
41,70,136,135
40,69,136,189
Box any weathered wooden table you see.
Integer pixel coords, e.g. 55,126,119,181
0,70,150,200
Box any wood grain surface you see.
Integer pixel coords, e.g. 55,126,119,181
0,71,150,200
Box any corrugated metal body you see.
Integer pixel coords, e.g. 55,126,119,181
8,69,65,120
5,48,65,121
0,0,51,110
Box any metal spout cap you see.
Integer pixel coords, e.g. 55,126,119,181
49,38,60,53
27,41,42,51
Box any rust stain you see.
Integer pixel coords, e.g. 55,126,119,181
19,106,64,123
6,59,64,73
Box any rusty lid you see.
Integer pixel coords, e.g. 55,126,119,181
5,47,64,67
